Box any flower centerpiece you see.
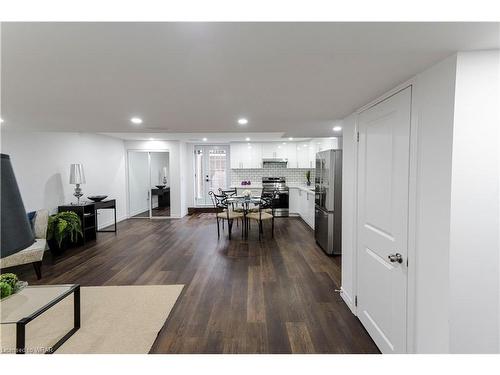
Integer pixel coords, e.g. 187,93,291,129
242,189,252,198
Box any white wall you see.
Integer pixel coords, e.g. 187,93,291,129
340,114,357,312
124,140,184,218
0,131,128,228
411,55,458,353
448,50,500,353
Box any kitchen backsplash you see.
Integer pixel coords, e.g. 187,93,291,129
231,164,315,186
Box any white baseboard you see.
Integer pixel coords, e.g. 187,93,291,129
97,215,127,230
340,286,357,315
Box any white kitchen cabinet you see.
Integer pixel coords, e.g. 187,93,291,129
290,187,315,229
289,187,300,214
262,142,287,159
306,191,315,228
318,137,338,151
300,190,314,228
296,142,314,168
285,142,297,169
230,143,262,169
230,143,242,169
231,139,334,169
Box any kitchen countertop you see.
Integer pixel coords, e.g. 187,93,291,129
231,184,315,194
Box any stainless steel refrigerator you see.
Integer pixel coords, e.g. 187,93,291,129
314,149,342,255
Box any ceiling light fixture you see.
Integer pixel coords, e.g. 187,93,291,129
0,118,4,124
149,137,155,141
202,137,207,142
130,117,143,125
288,137,293,141
238,118,248,125
333,126,342,132
245,137,250,141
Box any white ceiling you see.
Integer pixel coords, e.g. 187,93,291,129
2,22,499,139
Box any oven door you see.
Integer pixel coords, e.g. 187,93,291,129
273,190,289,217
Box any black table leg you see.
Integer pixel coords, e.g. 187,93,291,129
74,286,81,329
16,320,26,354
46,287,81,354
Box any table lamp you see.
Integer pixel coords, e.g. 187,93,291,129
69,163,86,205
1,154,35,259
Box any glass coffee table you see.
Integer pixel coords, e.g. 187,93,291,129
0,284,80,354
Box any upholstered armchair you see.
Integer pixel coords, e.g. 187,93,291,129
0,209,49,279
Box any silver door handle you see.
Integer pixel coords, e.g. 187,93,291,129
388,253,403,263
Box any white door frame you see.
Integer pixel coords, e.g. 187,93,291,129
126,149,172,220
193,144,231,207
350,77,419,353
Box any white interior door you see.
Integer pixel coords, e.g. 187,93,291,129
357,86,411,353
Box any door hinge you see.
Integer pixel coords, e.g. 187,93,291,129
355,295,358,307
356,132,360,142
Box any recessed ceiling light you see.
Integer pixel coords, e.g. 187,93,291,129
282,142,286,145
288,137,293,141
245,137,250,141
238,118,248,125
130,117,143,125
0,118,4,124
333,126,342,132
149,137,155,141
202,137,208,142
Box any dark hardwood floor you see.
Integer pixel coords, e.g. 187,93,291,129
12,214,379,354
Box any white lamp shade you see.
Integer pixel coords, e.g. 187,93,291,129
162,166,168,177
69,163,86,184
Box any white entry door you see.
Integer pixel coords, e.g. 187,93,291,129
357,86,411,353
194,145,230,206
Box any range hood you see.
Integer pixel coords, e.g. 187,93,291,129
262,158,288,165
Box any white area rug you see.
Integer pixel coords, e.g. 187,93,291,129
1,285,184,354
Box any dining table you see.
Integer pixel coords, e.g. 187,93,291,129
226,195,261,239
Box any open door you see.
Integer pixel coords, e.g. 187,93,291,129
357,86,411,353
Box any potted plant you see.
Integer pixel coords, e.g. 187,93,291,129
47,211,83,254
0,273,25,299
305,170,312,186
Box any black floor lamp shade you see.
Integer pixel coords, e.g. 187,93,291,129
1,153,35,259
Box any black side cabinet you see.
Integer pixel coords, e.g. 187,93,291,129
58,203,97,245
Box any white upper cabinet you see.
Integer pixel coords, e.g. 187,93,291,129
262,142,287,159
285,142,297,169
230,143,262,169
296,142,313,168
230,138,336,169
318,137,338,151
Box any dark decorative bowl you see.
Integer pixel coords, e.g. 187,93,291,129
155,185,166,189
87,195,108,202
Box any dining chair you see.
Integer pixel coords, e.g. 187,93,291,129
218,187,244,227
209,191,244,239
260,188,277,214
246,196,275,240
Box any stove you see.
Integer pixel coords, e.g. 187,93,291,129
262,177,289,217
